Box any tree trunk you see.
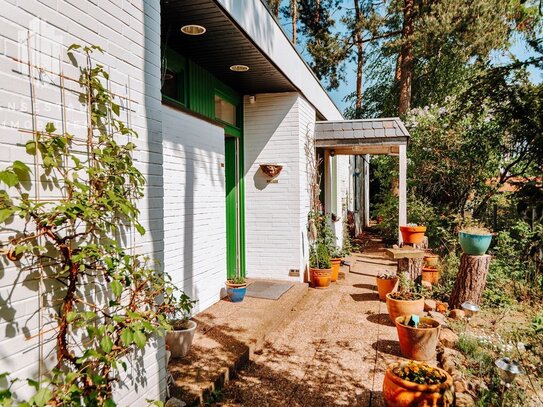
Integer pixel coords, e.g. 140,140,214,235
291,0,297,45
354,0,363,118
398,0,414,116
449,254,491,309
397,258,424,282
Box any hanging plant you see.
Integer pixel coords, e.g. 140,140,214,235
0,44,192,406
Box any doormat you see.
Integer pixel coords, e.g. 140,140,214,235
245,281,294,300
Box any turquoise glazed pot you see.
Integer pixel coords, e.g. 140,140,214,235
226,285,247,303
459,232,492,255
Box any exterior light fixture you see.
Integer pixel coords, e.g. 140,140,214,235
461,301,480,323
249,95,256,104
330,150,335,157
230,64,249,72
495,357,525,384
180,25,206,35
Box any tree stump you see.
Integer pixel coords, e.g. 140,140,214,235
449,254,491,309
397,257,424,282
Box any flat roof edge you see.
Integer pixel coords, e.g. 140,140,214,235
216,0,343,120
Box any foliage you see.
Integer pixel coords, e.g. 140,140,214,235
227,276,247,285
389,272,423,300
0,45,192,405
309,241,331,269
392,362,446,385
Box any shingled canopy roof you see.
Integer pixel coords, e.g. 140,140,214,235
314,118,410,155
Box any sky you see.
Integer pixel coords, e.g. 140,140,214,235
276,5,543,114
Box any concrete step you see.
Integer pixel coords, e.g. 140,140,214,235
168,280,309,406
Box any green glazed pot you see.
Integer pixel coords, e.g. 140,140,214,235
458,231,492,255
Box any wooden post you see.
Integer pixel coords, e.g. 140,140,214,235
398,144,407,244
449,254,491,309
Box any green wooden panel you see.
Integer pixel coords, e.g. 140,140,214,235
225,137,238,279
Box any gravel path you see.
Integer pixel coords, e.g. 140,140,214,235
214,248,406,407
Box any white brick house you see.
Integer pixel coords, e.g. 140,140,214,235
0,0,409,404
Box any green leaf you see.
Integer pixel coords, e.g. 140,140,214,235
133,330,147,349
45,122,56,134
100,335,114,354
25,141,37,155
67,44,81,51
0,170,18,187
111,280,123,297
104,400,116,407
135,223,145,236
32,387,52,407
111,103,120,116
0,208,13,223
65,311,77,323
120,329,133,347
0,389,12,402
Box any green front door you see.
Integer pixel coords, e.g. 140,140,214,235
225,136,244,279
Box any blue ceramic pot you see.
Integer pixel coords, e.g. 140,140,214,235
459,232,492,255
226,284,247,303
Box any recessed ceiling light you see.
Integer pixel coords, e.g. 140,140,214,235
230,64,249,72
180,25,206,35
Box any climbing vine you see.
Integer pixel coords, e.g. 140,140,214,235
0,45,192,406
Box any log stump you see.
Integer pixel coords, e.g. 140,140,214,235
397,257,424,282
449,254,491,309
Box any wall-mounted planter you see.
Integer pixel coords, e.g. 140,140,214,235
259,164,283,178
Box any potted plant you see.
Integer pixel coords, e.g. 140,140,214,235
225,276,248,302
386,273,424,322
423,253,439,267
309,241,332,288
165,292,197,359
395,315,441,360
383,361,454,407
400,223,427,245
329,245,342,282
458,226,493,255
376,272,398,301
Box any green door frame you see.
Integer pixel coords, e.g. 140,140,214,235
224,124,245,280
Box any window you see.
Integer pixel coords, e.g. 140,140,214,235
162,69,185,105
215,95,237,126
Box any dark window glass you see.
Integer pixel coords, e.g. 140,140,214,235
162,69,184,104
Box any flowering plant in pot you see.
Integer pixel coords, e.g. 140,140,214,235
386,273,424,321
376,272,398,301
395,315,441,360
383,361,454,407
226,275,248,303
400,223,427,245
165,292,197,359
309,240,332,288
458,225,493,255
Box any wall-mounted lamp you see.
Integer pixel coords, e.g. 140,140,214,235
330,150,335,157
249,95,256,104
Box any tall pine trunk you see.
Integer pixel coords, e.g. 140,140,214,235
291,0,297,45
398,0,414,116
354,0,363,118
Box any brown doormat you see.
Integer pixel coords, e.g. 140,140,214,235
245,281,294,300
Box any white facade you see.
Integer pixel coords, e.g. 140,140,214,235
0,0,352,404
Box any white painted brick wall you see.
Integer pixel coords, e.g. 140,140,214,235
0,0,166,404
244,93,316,281
162,106,227,314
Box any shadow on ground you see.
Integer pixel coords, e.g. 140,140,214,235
366,313,395,327
371,339,402,357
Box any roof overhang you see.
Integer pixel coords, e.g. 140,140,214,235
161,0,343,120
315,118,410,155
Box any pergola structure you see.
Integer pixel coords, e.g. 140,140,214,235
315,118,410,241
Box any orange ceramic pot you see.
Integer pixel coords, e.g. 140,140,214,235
386,293,425,322
424,254,439,267
395,316,440,361
330,258,341,282
376,276,398,301
422,267,440,285
310,267,332,289
383,363,454,407
400,226,427,245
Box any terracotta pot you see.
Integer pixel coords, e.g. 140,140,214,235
166,320,197,359
385,293,425,322
400,226,427,245
330,258,341,282
310,267,332,289
383,363,455,407
422,267,440,285
424,254,439,267
376,276,398,301
395,316,441,361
